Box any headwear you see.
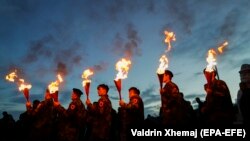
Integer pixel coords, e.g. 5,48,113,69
164,70,173,78
73,88,83,97
239,64,250,74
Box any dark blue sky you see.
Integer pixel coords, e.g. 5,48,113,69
1,0,250,120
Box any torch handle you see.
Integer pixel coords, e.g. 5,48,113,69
215,65,220,80
119,91,122,100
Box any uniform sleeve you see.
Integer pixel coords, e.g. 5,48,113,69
127,98,140,110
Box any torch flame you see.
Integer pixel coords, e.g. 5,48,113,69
164,30,176,52
5,71,17,82
205,49,217,72
218,41,228,54
57,74,63,83
114,58,132,81
18,79,32,91
48,74,63,93
157,55,169,74
82,69,94,87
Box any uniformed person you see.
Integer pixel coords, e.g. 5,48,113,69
26,89,57,141
201,69,235,125
159,70,183,126
85,84,113,141
118,87,144,141
54,88,87,141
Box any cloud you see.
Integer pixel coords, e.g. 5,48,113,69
109,95,120,101
164,0,195,34
21,32,86,77
220,9,240,39
90,62,109,73
113,23,142,58
184,93,205,101
140,85,161,108
23,35,54,63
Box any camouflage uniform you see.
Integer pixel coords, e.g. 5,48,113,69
28,98,57,141
201,79,235,125
56,98,87,141
86,95,113,141
118,94,144,141
160,81,183,126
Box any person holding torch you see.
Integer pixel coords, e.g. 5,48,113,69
159,70,183,126
118,87,144,141
85,84,113,141
54,88,87,141
200,48,235,125
201,68,235,125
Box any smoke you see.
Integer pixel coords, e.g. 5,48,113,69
91,62,108,72
55,62,67,76
23,35,54,63
165,0,194,34
113,23,142,58
22,34,85,77
220,9,239,39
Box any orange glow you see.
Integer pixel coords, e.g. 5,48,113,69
82,69,94,87
156,55,168,74
205,49,217,72
57,74,63,83
5,71,17,82
18,79,32,91
164,30,176,52
115,58,131,81
48,74,63,93
218,41,228,54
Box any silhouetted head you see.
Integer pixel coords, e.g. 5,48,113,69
72,88,83,97
129,87,140,96
33,99,40,109
164,70,173,78
2,111,7,116
163,70,173,83
97,84,109,92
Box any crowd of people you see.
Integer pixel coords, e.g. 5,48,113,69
0,64,250,141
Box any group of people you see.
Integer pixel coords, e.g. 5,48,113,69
1,65,250,141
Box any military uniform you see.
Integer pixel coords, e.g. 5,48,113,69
118,94,144,141
56,98,86,141
160,81,183,126
86,95,113,141
201,79,235,125
28,98,57,141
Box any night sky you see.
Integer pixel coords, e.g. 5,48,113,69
1,0,250,120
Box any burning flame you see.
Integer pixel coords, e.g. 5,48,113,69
218,41,228,54
205,49,217,72
18,79,32,91
115,58,132,81
82,69,94,87
6,71,32,91
5,71,17,82
48,74,63,93
164,30,176,52
157,55,169,74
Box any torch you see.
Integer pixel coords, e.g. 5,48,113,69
18,79,32,102
156,55,168,89
215,41,228,80
114,58,131,100
82,69,94,100
114,79,122,100
5,71,32,102
48,74,63,102
205,49,217,88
